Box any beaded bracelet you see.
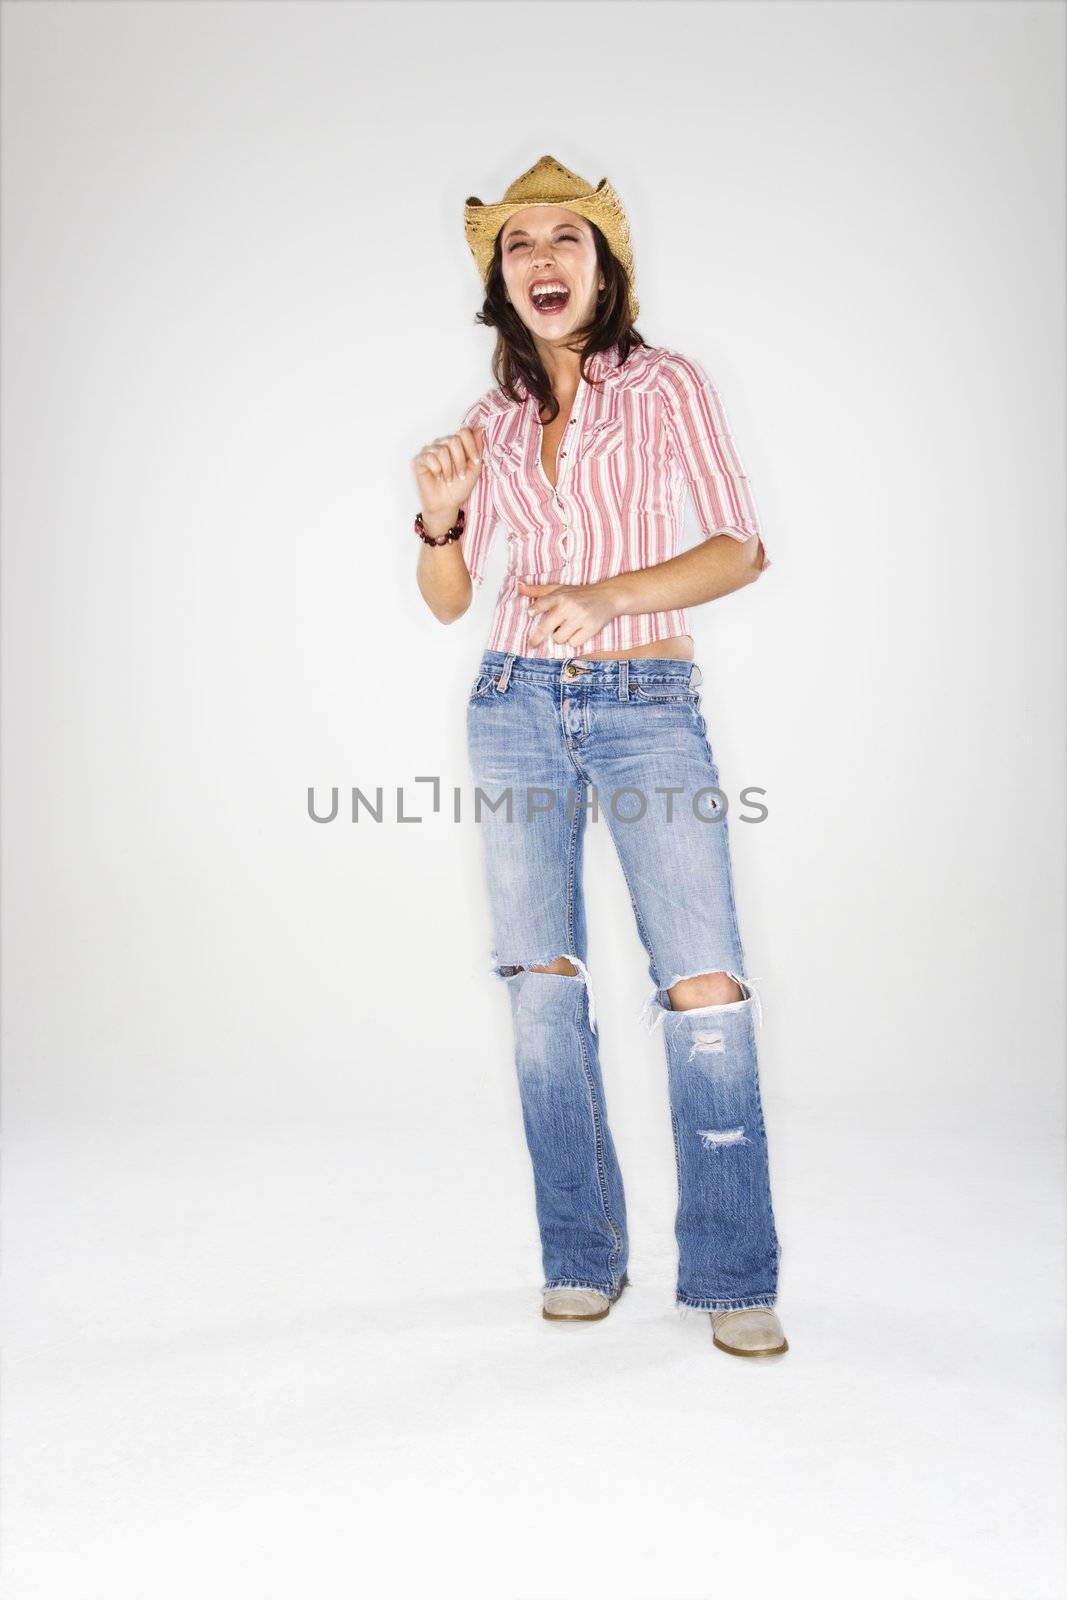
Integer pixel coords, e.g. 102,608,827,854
415,508,465,547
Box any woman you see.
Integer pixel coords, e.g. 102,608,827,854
412,156,787,1358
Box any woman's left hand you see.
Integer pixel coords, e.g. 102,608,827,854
518,577,620,650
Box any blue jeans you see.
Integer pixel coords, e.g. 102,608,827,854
465,649,782,1313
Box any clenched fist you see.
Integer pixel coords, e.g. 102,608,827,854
411,425,486,527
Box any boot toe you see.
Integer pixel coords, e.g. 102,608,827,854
710,1306,788,1356
543,1288,611,1320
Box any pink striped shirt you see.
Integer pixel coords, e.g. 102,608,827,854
456,342,770,659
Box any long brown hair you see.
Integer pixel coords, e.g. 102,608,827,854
474,219,649,424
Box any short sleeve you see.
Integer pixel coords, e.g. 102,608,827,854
658,351,771,571
456,396,500,590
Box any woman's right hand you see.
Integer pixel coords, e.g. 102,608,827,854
411,425,486,524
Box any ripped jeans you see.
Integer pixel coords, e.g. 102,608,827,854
466,648,782,1313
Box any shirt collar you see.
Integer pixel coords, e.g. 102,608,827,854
520,343,622,404
583,343,622,381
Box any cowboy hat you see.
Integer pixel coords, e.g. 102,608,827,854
464,153,640,322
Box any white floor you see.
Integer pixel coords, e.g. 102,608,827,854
3,1105,1064,1600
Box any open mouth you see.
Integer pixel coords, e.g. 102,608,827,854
528,284,571,315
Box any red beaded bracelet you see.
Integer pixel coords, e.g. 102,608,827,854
415,508,465,547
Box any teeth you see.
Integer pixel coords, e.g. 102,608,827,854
531,282,568,300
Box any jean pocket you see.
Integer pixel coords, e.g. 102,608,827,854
468,671,500,701
487,442,524,478
578,417,625,463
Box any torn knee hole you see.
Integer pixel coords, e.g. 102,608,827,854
498,958,579,977
667,970,749,1010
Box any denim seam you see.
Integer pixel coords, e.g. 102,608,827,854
696,722,749,981
621,876,658,986
545,1279,621,1297
632,685,698,703
676,1293,778,1312
750,1047,782,1269
566,778,624,1282
668,1105,684,1230
556,678,595,784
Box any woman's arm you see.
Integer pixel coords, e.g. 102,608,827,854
415,517,474,624
519,534,763,649
604,530,765,616
657,349,769,557
412,397,495,625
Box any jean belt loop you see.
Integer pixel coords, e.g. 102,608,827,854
689,661,703,690
496,653,516,692
618,657,629,701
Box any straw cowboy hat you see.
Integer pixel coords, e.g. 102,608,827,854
463,154,640,323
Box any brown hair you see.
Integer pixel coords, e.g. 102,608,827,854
474,219,649,424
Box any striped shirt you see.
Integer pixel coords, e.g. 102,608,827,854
456,342,770,659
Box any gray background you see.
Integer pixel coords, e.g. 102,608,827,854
3,3,1064,1597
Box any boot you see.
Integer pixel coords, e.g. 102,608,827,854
543,1288,612,1321
710,1305,788,1356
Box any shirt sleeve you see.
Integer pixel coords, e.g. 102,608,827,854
455,396,499,590
658,351,771,571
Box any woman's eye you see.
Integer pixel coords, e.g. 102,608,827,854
507,234,579,252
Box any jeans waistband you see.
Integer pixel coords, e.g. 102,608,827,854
478,649,703,691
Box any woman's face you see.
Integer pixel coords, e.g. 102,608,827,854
499,205,604,354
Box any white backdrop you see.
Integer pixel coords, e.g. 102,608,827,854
3,4,1064,1598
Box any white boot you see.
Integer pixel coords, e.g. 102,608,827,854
710,1306,788,1356
542,1287,612,1321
